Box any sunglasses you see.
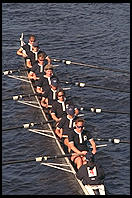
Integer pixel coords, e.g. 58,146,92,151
76,126,84,129
58,95,64,97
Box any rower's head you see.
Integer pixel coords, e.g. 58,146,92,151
50,78,59,90
66,104,75,117
57,89,65,101
75,118,85,132
38,52,46,65
32,41,39,52
44,64,53,77
29,35,36,45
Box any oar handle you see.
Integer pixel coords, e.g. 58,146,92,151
81,107,130,115
3,68,28,75
2,120,54,131
94,138,130,144
2,93,42,101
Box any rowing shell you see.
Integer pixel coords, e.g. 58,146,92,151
16,61,105,195
5,54,105,194
5,63,106,194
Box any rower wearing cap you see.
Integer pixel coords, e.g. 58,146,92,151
36,64,59,94
40,78,59,111
17,35,51,67
17,34,36,59
55,104,78,149
26,41,42,68
76,152,105,195
68,118,96,169
26,41,51,68
50,89,79,123
28,52,48,80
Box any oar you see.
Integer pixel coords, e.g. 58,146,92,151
2,120,55,131
94,138,130,144
52,58,130,74
20,32,25,47
3,68,29,75
2,90,70,101
2,93,43,101
2,153,81,166
80,107,130,115
2,64,59,76
60,80,130,93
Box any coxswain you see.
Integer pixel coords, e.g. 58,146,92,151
68,118,96,169
55,104,78,150
76,152,105,195
28,51,48,80
40,77,59,110
17,34,36,59
50,89,79,123
36,64,59,94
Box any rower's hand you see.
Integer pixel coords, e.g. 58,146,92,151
56,118,62,123
44,104,49,108
92,149,96,155
22,54,28,58
81,151,87,155
59,134,62,139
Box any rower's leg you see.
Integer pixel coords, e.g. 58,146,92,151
71,156,83,169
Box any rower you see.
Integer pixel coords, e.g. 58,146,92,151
36,64,59,94
40,78,59,114
68,118,96,169
28,51,48,80
17,34,36,58
76,152,105,195
26,41,51,68
55,104,78,149
26,41,41,68
50,89,79,123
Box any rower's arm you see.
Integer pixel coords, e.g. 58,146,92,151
75,108,79,115
69,142,84,155
36,86,44,94
26,59,32,68
50,113,61,122
17,47,27,58
46,56,51,64
89,138,96,154
41,97,48,108
55,127,63,138
28,71,37,80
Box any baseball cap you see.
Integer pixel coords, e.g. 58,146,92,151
51,78,58,87
32,41,39,47
66,105,75,116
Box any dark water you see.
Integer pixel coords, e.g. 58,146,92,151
2,3,130,195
